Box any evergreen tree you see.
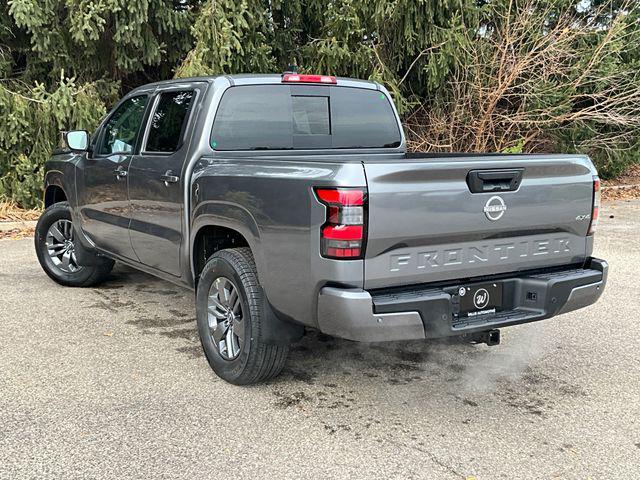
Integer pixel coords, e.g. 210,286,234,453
0,0,638,208
0,0,196,206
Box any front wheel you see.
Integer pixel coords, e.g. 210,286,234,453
34,202,114,287
196,247,289,385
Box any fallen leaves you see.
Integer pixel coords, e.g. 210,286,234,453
0,226,35,240
601,184,640,201
0,202,40,239
0,201,42,221
602,163,640,201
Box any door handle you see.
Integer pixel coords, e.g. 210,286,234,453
113,167,127,179
466,168,524,193
160,171,180,186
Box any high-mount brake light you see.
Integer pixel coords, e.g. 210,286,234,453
315,187,367,259
282,74,337,84
588,175,600,235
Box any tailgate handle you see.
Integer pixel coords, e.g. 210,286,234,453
466,168,524,193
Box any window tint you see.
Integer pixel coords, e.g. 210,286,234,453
211,85,292,151
145,90,195,152
330,87,401,149
211,85,401,151
99,96,148,155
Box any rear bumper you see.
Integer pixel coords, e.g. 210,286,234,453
317,258,608,342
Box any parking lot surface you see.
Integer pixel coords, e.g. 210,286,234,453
1,200,639,479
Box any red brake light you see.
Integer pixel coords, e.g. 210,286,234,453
315,188,363,206
588,175,600,235
315,188,367,259
282,74,337,84
322,225,363,240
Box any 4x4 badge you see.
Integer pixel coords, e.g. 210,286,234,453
483,195,507,221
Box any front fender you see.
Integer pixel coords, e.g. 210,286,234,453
43,170,70,203
44,153,80,210
43,155,98,253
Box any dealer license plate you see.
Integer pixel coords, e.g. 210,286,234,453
458,282,502,317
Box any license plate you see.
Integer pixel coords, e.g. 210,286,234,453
458,282,502,317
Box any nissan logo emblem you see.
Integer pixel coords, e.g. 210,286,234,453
483,195,507,221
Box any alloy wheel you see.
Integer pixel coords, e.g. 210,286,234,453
207,277,245,360
45,219,82,273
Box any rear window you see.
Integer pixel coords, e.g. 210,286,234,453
210,85,401,150
292,96,330,135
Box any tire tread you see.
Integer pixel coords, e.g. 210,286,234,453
198,247,289,385
34,202,114,287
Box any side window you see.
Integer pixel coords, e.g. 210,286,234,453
145,90,195,153
98,96,148,155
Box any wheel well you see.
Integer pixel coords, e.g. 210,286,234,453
193,225,250,283
44,185,67,208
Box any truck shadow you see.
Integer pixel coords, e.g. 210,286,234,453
91,265,481,382
90,263,585,423
98,265,470,378
87,263,200,354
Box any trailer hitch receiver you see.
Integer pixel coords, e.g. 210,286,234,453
466,329,501,346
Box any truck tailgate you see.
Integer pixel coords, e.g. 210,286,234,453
363,154,595,289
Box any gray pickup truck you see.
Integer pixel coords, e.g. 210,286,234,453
35,72,608,384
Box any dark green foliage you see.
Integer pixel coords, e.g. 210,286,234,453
1,0,638,207
1,0,196,207
0,76,106,207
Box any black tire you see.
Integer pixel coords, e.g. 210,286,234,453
196,247,289,385
34,202,114,287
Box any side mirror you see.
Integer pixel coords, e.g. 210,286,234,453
65,130,90,152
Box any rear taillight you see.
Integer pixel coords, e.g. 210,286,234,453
588,175,600,235
315,187,367,259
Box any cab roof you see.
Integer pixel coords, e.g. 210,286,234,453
129,74,380,95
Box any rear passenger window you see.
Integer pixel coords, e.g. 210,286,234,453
145,90,195,153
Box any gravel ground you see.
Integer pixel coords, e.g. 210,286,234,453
1,200,639,480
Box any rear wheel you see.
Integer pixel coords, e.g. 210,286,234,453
34,202,114,287
196,247,289,385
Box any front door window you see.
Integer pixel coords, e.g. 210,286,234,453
99,96,148,155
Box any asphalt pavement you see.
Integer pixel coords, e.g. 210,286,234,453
1,200,639,479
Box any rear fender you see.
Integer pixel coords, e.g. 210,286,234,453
190,211,303,345
190,205,262,283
